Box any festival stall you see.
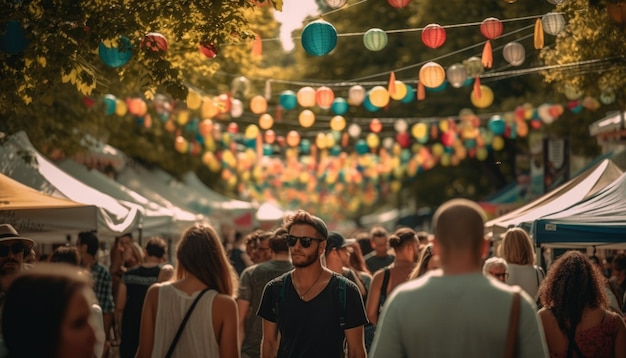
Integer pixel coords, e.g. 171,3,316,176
57,159,205,239
0,173,98,242
0,132,142,239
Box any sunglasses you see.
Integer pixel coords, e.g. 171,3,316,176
0,243,25,257
286,235,324,248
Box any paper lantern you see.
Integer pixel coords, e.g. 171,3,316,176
394,119,408,133
366,133,380,149
115,99,127,116
301,20,337,56
492,136,505,151
0,21,29,54
480,17,503,39
348,85,366,105
259,113,274,130
250,95,268,114
502,42,525,66
387,0,410,8
464,57,484,77
279,90,298,110
369,118,383,133
419,62,445,88
488,116,506,135
369,86,390,107
174,136,188,153
217,94,231,113
199,119,214,137
227,122,239,134
264,129,276,144
421,24,446,49
297,87,316,107
299,110,316,128
231,76,251,98
99,37,132,68
401,85,415,103
286,131,301,147
127,98,147,116
330,115,347,131
331,98,349,115
245,124,260,139
542,13,565,35
362,95,380,112
363,28,388,51
199,43,218,58
348,123,362,138
316,86,335,109
390,81,408,101
141,32,168,53
411,123,427,139
355,139,369,155
470,85,494,108
325,0,347,8
230,99,244,118
186,90,202,109
103,95,117,115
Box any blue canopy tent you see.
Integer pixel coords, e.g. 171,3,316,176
532,171,626,249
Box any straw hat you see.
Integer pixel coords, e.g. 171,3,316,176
0,224,35,251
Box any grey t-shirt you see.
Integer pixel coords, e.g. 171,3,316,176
238,260,293,358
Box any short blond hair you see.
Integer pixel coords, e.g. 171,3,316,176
483,256,508,275
501,228,535,265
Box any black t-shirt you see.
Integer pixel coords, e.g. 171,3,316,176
257,271,368,358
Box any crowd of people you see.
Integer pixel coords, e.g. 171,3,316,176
0,198,625,358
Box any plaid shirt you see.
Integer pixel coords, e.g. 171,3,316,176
91,263,115,313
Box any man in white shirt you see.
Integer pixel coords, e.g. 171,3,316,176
370,199,549,358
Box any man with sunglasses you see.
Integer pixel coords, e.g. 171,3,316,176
0,224,35,355
258,210,368,358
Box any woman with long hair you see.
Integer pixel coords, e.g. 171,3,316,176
409,242,440,279
501,228,544,299
2,264,97,358
365,227,419,325
136,225,240,358
538,251,626,358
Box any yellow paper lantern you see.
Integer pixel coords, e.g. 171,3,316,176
286,131,301,147
201,97,220,118
115,99,127,116
245,124,260,139
366,133,380,148
259,113,274,130
325,133,336,147
250,95,268,114
186,90,202,109
297,86,316,107
369,86,390,108
330,115,346,131
492,136,505,151
476,147,488,161
176,110,190,126
390,81,407,100
470,86,494,108
299,109,316,128
316,133,327,149
432,143,444,156
174,136,188,153
411,123,428,139
419,62,446,88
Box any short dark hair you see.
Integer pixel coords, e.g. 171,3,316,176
612,253,626,271
49,246,80,266
283,210,328,240
269,227,289,253
145,237,167,259
370,226,388,239
77,231,99,256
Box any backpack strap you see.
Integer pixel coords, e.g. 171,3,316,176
378,267,391,312
272,271,293,329
335,274,347,328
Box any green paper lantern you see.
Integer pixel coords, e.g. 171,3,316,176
363,28,388,51
301,20,337,56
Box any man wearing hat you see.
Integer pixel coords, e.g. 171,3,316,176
257,210,368,358
325,231,369,298
0,224,35,354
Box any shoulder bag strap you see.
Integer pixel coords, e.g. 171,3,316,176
504,288,521,358
378,267,391,311
165,288,210,358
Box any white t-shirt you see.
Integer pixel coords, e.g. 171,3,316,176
506,264,544,299
370,270,549,358
151,283,220,358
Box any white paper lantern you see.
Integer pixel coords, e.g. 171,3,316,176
348,123,361,138
542,13,565,36
297,86,316,107
394,119,408,133
348,85,366,105
446,63,468,88
502,42,525,66
230,98,243,118
325,0,347,9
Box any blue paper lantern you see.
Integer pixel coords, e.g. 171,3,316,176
0,21,29,54
426,81,448,93
331,97,349,115
263,144,273,156
300,138,311,154
98,36,133,68
401,85,415,103
301,20,337,56
103,94,117,115
488,116,506,135
362,95,380,112
355,139,369,155
279,90,297,110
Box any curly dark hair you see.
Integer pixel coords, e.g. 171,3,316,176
538,250,608,334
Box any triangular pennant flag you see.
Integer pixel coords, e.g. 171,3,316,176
473,77,482,98
388,72,397,97
252,33,263,57
534,19,544,50
417,82,426,101
481,40,493,68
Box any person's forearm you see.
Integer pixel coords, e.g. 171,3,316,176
102,313,113,340
261,340,277,358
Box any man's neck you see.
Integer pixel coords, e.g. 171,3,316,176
82,255,96,268
272,252,291,262
326,259,344,274
294,261,324,280
144,256,163,265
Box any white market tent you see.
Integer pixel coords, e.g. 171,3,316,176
484,159,623,237
57,159,205,238
0,132,142,239
532,171,626,249
0,173,99,242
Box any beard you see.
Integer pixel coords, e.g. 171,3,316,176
0,258,21,276
291,250,319,268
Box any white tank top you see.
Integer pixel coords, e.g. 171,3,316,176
152,283,220,358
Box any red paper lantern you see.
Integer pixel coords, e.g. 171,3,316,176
316,86,335,109
421,24,446,49
227,122,239,134
480,17,503,39
370,118,383,133
387,0,410,8
141,32,168,52
199,43,218,58
396,132,410,148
